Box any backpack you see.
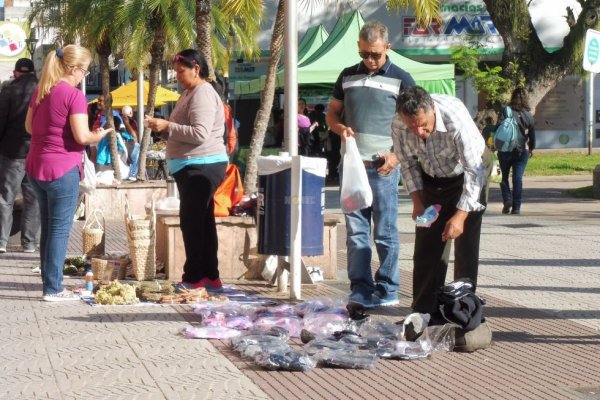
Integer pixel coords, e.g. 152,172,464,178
214,164,244,217
493,106,520,152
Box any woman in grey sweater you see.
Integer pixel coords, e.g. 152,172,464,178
145,49,227,290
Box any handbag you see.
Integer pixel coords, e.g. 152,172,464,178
80,151,97,195
340,136,372,213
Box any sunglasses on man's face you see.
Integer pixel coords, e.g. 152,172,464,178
358,51,384,60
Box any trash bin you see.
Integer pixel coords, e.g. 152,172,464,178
257,155,327,256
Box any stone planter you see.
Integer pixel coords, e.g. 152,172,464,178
84,181,167,220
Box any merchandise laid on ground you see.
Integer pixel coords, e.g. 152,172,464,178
2,176,599,399
62,270,484,372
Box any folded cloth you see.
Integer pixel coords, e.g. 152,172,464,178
437,278,485,332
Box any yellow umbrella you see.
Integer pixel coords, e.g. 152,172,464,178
89,81,180,108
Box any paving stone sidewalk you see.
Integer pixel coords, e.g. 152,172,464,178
0,175,598,400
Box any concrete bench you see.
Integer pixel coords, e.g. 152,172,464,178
155,213,342,282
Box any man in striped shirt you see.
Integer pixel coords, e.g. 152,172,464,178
391,86,486,316
327,21,415,308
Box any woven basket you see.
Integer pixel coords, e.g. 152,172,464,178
83,210,105,257
127,218,153,231
127,237,155,280
124,195,156,281
91,258,108,281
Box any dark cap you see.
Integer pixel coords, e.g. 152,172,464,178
14,58,34,73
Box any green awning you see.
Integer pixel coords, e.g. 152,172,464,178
234,10,455,96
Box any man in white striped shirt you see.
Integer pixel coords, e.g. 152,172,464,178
391,86,486,316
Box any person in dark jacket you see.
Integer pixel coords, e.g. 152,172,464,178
0,58,40,253
496,87,536,215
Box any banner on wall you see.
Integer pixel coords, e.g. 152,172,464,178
0,22,28,62
399,1,502,56
398,0,581,56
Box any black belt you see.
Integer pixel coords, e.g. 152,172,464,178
422,171,464,185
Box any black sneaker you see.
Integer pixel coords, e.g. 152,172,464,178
502,203,511,214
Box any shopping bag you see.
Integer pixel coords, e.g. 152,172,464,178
80,151,97,195
340,136,372,213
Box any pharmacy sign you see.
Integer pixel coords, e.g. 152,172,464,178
583,29,600,73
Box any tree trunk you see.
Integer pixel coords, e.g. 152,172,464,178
137,25,165,181
97,38,121,180
196,0,215,81
243,0,286,193
483,0,600,112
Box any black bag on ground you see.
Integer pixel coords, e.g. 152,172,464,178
437,279,485,331
436,279,492,352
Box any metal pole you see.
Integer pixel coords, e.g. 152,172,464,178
137,70,144,139
588,72,595,155
284,0,301,300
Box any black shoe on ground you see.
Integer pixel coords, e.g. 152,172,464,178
502,203,511,214
511,208,520,215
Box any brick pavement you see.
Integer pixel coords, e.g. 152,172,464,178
0,175,598,400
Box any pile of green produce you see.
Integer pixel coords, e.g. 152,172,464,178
95,281,139,305
134,280,174,302
63,257,88,276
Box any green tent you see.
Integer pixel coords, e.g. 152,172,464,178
234,24,329,95
234,10,455,96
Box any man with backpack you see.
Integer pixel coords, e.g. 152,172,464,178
494,87,536,215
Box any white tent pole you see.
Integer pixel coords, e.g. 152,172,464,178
284,0,301,300
137,70,144,139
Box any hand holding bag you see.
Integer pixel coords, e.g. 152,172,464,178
340,136,372,213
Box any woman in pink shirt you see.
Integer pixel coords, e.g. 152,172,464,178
25,45,112,302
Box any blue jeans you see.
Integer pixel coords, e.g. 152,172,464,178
0,154,40,248
498,150,529,210
127,142,140,179
29,167,80,295
340,165,400,298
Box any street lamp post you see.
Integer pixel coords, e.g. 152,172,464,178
24,31,39,58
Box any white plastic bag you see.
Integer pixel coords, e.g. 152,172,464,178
340,137,372,213
80,152,97,195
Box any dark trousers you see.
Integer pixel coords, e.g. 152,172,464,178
412,172,486,314
498,149,529,210
173,162,227,283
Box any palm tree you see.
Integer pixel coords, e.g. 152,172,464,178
212,0,262,77
195,0,214,80
114,0,196,181
117,0,259,180
242,0,441,193
243,0,285,193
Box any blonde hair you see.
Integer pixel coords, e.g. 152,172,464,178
36,44,92,104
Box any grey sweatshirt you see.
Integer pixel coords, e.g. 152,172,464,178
165,82,226,159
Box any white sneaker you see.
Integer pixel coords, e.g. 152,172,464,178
43,290,80,302
23,246,36,253
31,266,41,274
0,247,6,253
